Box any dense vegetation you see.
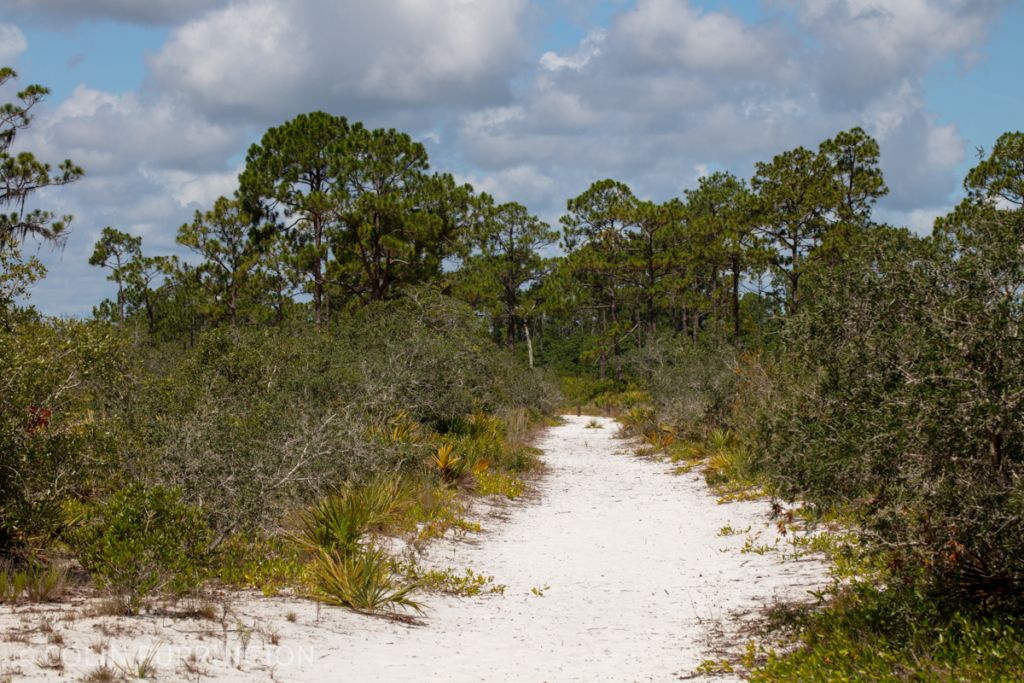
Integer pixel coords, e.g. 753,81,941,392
3,65,1024,677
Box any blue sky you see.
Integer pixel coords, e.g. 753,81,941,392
15,21,166,99
924,1,1024,176
1,0,1021,315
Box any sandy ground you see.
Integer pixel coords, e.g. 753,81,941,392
0,415,828,682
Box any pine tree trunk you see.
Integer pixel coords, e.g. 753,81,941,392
732,255,741,343
523,321,534,369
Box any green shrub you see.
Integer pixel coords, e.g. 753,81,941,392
560,376,621,408
702,431,754,487
212,533,303,595
115,293,558,535
475,470,525,499
750,583,1024,682
342,291,561,427
306,546,421,614
620,337,740,436
0,317,127,552
74,484,211,614
292,479,410,555
759,223,1024,604
398,562,506,596
24,563,67,602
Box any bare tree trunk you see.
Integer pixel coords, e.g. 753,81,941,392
313,217,324,331
523,321,534,369
116,280,125,322
611,289,622,382
732,255,741,343
790,240,799,315
599,307,607,381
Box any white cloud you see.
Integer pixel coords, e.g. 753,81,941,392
875,205,949,235
21,86,247,174
141,166,241,209
614,0,784,75
905,206,947,233
149,0,312,118
777,0,1006,107
358,0,528,103
0,23,27,64
149,0,530,121
540,29,606,71
13,85,250,315
458,0,995,214
462,164,557,205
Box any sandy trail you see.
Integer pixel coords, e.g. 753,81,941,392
0,415,827,682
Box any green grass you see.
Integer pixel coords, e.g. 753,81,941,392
0,563,67,603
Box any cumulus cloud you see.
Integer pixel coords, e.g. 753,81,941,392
21,86,248,175
0,23,27,64
779,0,1007,108
15,85,250,315
613,0,787,75
12,0,536,314
149,0,530,122
148,1,312,119
461,164,558,207
790,0,1004,57
457,0,999,214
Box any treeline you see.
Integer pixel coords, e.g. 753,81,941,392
83,114,889,375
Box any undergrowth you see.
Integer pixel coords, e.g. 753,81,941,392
749,583,1024,682
398,562,507,597
306,546,422,615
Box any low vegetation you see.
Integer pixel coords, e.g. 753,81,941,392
72,484,211,615
306,546,422,614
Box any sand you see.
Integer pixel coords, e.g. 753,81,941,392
0,415,828,682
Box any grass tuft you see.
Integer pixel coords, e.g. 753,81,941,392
307,546,422,614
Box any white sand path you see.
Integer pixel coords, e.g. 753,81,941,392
0,415,828,682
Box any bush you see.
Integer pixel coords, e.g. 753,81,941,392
759,221,1024,605
750,583,1024,682
306,545,421,614
121,325,385,535
341,290,561,427
0,562,67,603
292,478,411,555
620,336,740,436
212,533,303,595
74,484,211,614
115,292,558,535
0,317,127,553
